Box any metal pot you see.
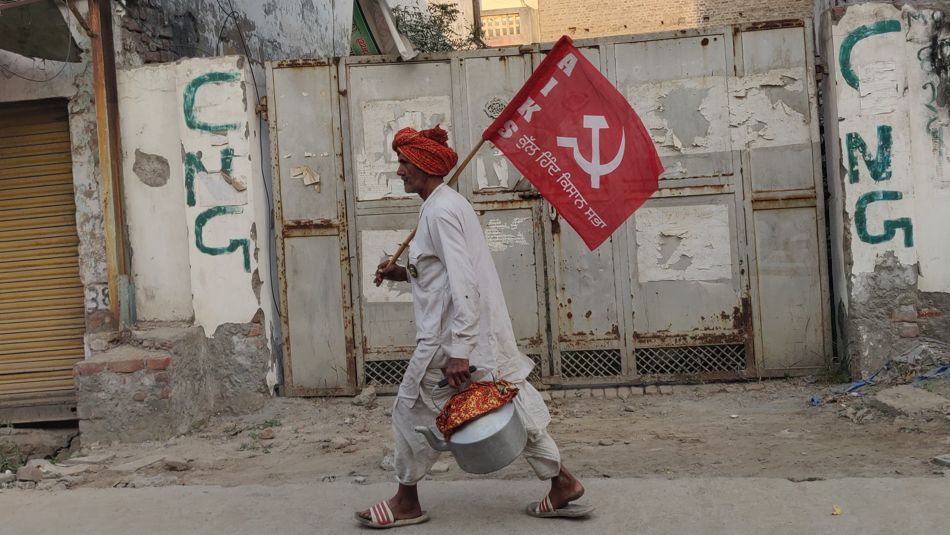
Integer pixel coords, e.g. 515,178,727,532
414,401,527,474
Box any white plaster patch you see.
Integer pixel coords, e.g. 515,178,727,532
484,217,530,252
858,62,899,115
635,205,732,282
475,149,513,191
265,360,279,396
197,174,249,206
291,165,321,191
728,69,809,149
361,230,414,303
623,78,729,156
356,96,452,201
659,160,688,179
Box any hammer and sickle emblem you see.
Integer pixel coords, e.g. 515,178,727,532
556,115,626,189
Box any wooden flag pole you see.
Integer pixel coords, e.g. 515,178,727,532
384,138,487,269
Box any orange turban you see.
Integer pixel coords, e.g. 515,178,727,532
391,125,458,177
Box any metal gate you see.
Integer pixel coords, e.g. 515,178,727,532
268,20,831,394
0,99,85,417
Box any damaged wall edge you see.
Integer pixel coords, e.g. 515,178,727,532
821,2,950,378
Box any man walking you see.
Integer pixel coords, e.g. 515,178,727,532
356,126,593,528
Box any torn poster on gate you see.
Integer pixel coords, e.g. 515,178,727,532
482,35,663,251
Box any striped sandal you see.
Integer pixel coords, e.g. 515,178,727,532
526,495,595,518
354,500,430,529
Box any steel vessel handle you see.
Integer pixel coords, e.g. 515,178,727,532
437,366,478,388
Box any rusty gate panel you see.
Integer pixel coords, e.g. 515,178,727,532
456,51,551,377
544,214,626,382
475,205,548,376
735,24,831,374
341,57,456,390
613,34,734,182
456,52,534,197
345,60,454,205
355,212,418,358
268,61,355,395
624,194,751,378
533,42,630,384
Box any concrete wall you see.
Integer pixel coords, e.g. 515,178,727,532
821,2,950,376
118,56,277,346
538,0,815,41
118,0,354,65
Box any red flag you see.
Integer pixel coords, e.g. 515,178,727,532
483,36,662,250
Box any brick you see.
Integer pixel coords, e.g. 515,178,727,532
107,359,145,374
574,388,590,399
159,386,172,400
590,388,605,399
247,324,262,337
146,356,172,370
890,305,918,323
154,372,170,384
604,387,618,399
898,322,920,338
132,391,147,402
658,385,673,395
539,0,813,42
628,386,645,396
549,389,566,399
644,385,660,395
75,361,106,376
919,308,944,318
616,386,631,399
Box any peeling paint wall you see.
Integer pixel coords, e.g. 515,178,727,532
822,2,950,376
118,65,194,322
117,56,277,344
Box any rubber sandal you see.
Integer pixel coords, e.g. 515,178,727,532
526,495,595,518
354,500,430,529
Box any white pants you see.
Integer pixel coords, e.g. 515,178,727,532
391,369,561,485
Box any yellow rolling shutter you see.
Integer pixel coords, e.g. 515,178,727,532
0,99,84,403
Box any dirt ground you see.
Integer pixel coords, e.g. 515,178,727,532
16,378,946,491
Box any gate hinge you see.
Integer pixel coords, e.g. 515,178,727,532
256,96,268,116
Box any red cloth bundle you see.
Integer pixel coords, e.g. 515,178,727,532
436,381,519,439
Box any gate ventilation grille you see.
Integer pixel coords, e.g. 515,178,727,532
364,360,408,386
560,349,622,378
526,353,543,384
635,345,745,375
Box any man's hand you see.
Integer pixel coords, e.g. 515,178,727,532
374,260,409,287
444,358,471,389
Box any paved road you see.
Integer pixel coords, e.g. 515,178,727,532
1,477,948,534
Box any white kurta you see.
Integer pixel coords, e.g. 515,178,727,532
397,183,535,403
389,183,559,485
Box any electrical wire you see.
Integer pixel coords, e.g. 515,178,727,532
0,26,74,83
219,0,284,333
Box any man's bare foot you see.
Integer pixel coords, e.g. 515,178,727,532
547,465,585,510
357,484,424,521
